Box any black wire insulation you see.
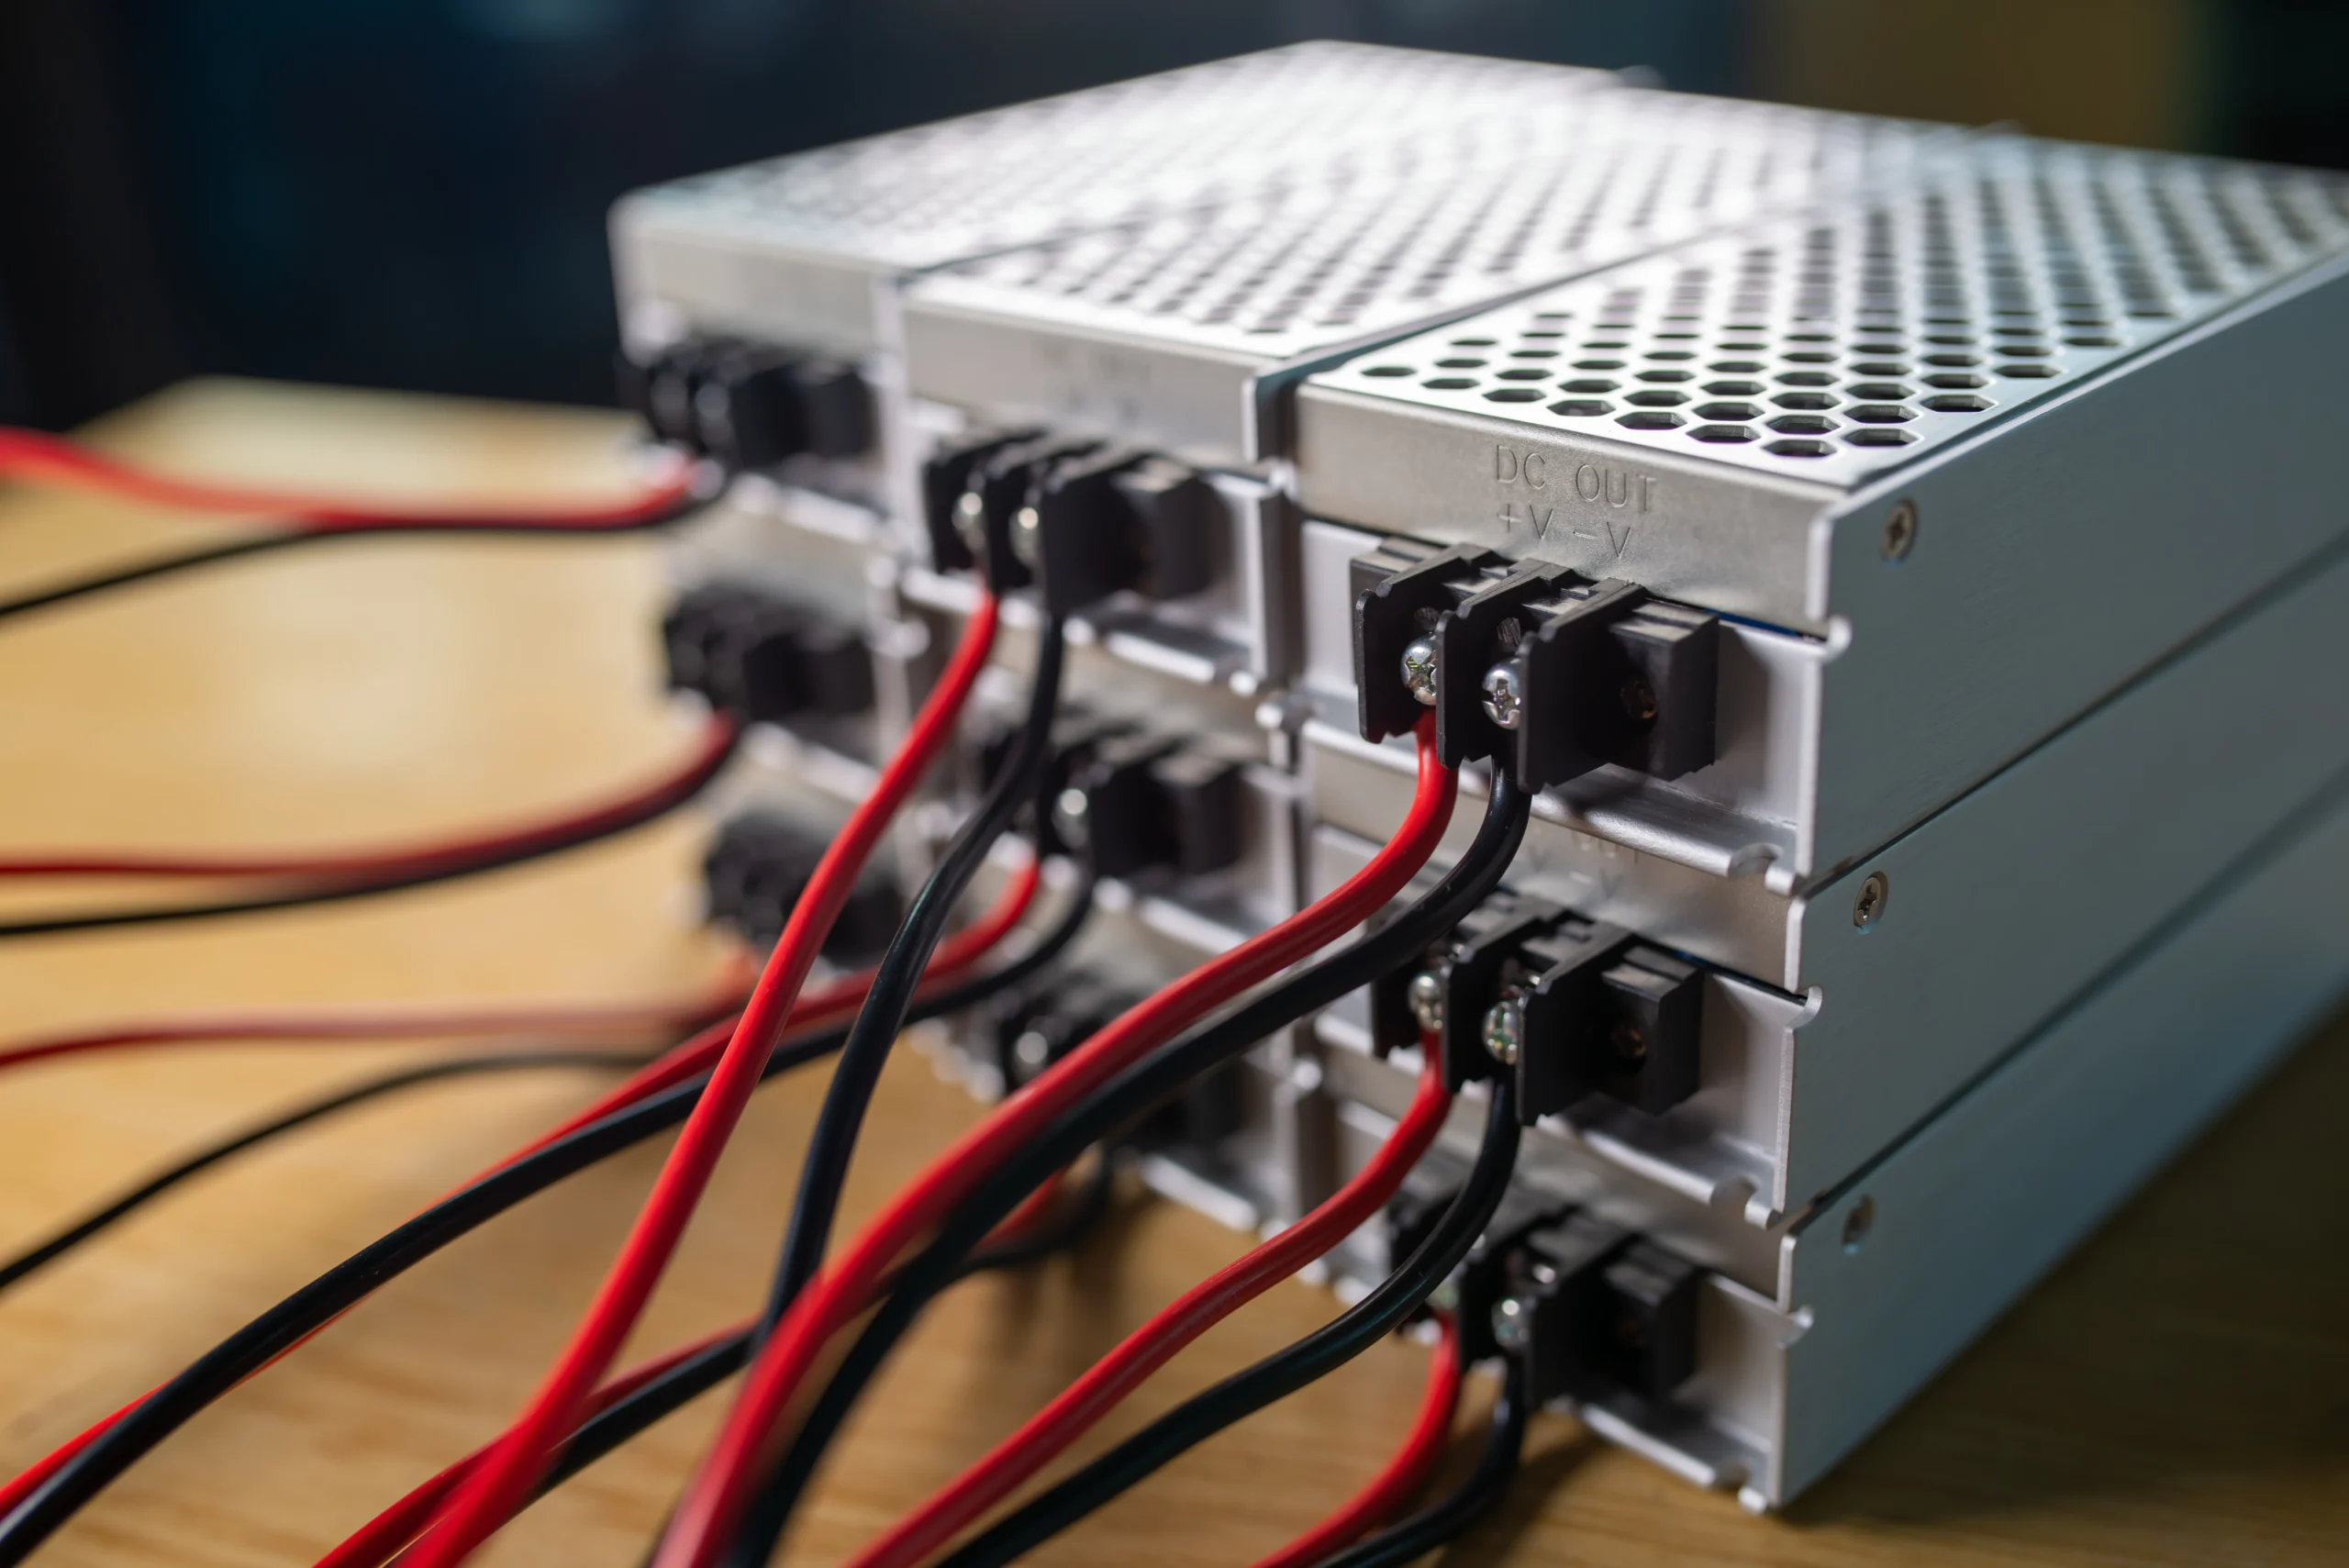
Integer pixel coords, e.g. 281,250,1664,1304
937,1081,1521,1568
0,725,738,940
1318,1348,1530,1568
756,611,1068,1343
0,866,1095,1563
0,502,706,627
0,1051,643,1295
730,776,1531,1562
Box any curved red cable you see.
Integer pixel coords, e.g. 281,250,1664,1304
0,714,739,882
649,718,1456,1568
847,1056,1453,1568
392,595,1001,1568
0,842,1037,1529
1251,1314,1463,1568
0,426,692,531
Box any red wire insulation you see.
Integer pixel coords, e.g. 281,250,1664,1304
844,1056,1453,1568
0,425,692,531
393,595,1002,1568
0,846,1037,1529
1249,1314,1463,1568
0,713,739,882
647,719,1457,1568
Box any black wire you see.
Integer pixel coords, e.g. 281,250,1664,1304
0,723,738,940
0,866,1095,1563
756,612,1068,1341
729,775,1532,1562
939,1082,1522,1568
1319,1348,1530,1568
0,1051,643,1295
0,502,707,627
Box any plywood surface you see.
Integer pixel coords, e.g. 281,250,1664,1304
0,380,2342,1566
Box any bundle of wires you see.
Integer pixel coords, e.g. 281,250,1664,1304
0,712,740,939
0,425,704,623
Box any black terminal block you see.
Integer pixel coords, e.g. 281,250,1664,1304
1025,450,1222,615
661,584,874,724
1504,1215,1702,1404
1058,735,1247,881
920,428,1041,573
1453,1185,1573,1362
618,340,874,466
701,812,901,961
1349,539,1720,785
957,434,1100,590
986,972,1136,1094
1513,919,1704,1121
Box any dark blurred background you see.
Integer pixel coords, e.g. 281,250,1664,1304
4,0,2343,430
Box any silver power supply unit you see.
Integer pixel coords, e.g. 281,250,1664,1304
606,42,2349,1518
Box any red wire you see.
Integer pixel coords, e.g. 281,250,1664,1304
0,713,740,882
390,594,1002,1568
648,718,1458,1568
0,844,1039,1529
1251,1314,1463,1568
0,426,693,531
843,1055,1453,1568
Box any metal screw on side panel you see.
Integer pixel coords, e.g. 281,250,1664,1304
1010,504,1045,570
1491,1295,1533,1353
1406,971,1446,1034
1842,1195,1876,1252
1401,637,1441,706
1482,995,1524,1066
1882,499,1919,562
1852,871,1889,929
1480,662,1524,728
952,488,987,556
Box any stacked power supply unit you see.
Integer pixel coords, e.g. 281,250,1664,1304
609,42,2349,1512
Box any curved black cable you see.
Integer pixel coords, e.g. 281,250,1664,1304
1319,1347,1530,1568
0,865,1095,1563
938,1082,1521,1568
728,776,1531,1562
754,610,1068,1342
0,1051,642,1295
0,502,707,627
0,724,738,940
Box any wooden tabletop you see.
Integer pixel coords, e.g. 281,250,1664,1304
1,379,2342,1567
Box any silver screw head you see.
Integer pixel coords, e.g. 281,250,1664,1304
1852,870,1889,929
1481,995,1524,1066
1010,504,1045,570
1491,1295,1533,1353
1399,637,1441,706
1405,971,1445,1035
1051,785,1093,850
952,488,987,555
1480,662,1524,729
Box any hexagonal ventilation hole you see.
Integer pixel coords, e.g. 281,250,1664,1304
1850,361,1910,376
1690,424,1758,443
1845,403,1915,424
1549,399,1613,418
1776,370,1835,387
1451,337,1498,348
1773,391,1837,411
1435,357,1487,370
1624,389,1690,407
1561,378,1618,394
1635,369,1694,384
1508,349,1559,360
1998,343,2056,358
1485,387,1543,403
1618,410,1686,430
2066,334,2122,348
1361,365,1413,378
1693,401,1761,420
1846,428,1918,447
1846,382,1911,400
1494,368,1549,381
1765,438,1832,458
1767,414,1835,435
1423,377,1476,390
1703,379,1765,396
1998,362,2061,378
1573,358,1625,371
1922,352,1980,368
1920,393,1993,413
1923,373,1987,389
1709,359,1766,373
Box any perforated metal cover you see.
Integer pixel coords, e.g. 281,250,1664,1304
618,42,1603,276
1307,137,2349,487
907,92,1941,362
